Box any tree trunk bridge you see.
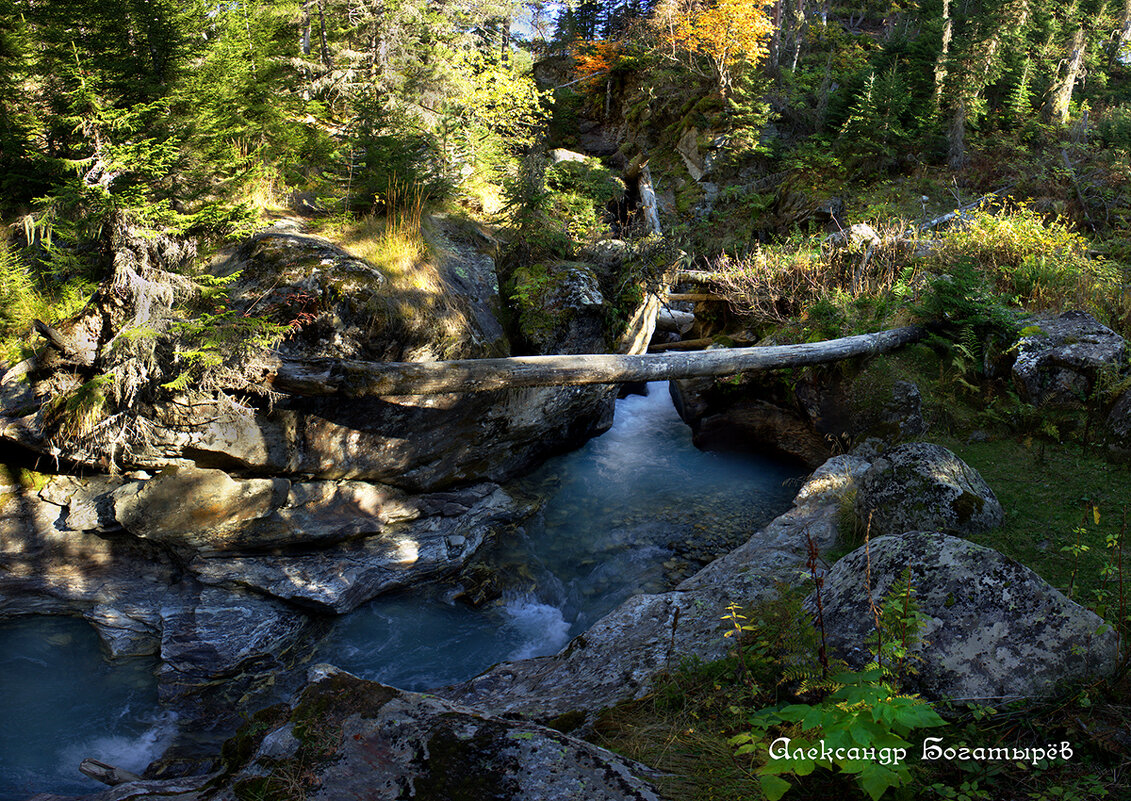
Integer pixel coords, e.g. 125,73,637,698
263,326,923,397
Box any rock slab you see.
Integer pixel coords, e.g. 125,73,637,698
211,666,665,801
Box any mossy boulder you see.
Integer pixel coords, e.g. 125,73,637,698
0,219,623,491
1012,311,1127,407
815,531,1120,703
854,442,1003,537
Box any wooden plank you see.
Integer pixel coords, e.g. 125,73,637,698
262,326,924,397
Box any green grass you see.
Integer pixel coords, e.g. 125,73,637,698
938,436,1130,608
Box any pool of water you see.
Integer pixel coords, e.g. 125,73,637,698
0,617,174,801
316,383,804,688
0,383,805,797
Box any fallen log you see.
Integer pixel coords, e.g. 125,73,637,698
915,186,1012,232
666,292,726,302
263,326,924,397
655,308,695,334
649,337,715,352
675,270,725,284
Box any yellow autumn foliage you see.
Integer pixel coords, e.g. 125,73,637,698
654,0,774,94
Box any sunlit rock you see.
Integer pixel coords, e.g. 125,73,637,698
1012,311,1126,406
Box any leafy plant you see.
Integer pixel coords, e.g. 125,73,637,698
923,204,1120,323
732,667,946,800
729,575,945,800
912,259,1020,371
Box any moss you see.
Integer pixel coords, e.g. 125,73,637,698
509,263,566,342
232,776,280,801
16,468,52,492
217,676,399,801
675,182,703,215
951,490,986,525
410,722,513,800
290,673,397,736
546,708,587,734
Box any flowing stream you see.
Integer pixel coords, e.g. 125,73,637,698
0,618,174,801
0,383,804,800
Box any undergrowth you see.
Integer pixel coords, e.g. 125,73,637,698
705,203,1130,344
595,575,1130,801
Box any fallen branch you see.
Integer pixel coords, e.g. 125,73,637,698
648,337,716,352
262,326,924,397
915,186,1012,232
656,308,696,334
675,270,725,284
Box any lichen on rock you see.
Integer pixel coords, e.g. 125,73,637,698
815,531,1120,703
853,441,1004,537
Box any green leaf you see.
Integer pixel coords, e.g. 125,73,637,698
859,763,899,800
776,704,814,723
801,706,826,731
793,759,816,776
894,702,945,729
759,774,792,801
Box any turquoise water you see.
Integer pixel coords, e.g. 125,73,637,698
0,617,174,801
316,383,804,688
0,383,804,797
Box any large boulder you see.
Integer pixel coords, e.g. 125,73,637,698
1012,311,1127,406
854,442,1003,537
111,465,418,553
795,378,928,445
190,483,530,614
0,471,532,705
155,585,325,707
211,666,664,801
815,531,1120,702
670,372,928,465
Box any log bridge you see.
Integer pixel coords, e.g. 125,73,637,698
263,325,924,397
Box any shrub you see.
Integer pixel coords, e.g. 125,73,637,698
710,229,918,339
729,574,945,801
924,203,1121,320
911,259,1020,368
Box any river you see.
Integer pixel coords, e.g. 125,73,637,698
0,383,803,800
